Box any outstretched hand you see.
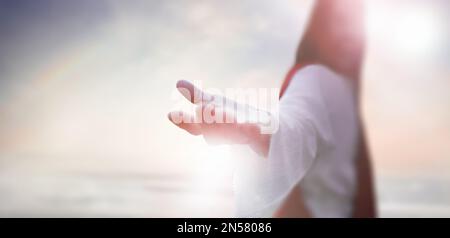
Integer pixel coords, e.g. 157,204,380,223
168,80,270,157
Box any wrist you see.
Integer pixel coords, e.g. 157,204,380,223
240,123,271,157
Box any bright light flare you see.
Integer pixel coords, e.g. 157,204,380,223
368,1,443,60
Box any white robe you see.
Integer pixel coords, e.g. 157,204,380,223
234,64,359,218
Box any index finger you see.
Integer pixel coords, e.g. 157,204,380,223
176,80,214,105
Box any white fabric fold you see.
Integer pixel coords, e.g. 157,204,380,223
234,65,359,218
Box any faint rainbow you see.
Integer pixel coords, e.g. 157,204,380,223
0,43,97,150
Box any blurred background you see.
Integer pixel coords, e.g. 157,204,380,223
0,0,449,217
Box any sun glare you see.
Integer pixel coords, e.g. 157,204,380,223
368,2,442,60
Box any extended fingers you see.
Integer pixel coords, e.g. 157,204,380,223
167,111,202,136
176,80,214,105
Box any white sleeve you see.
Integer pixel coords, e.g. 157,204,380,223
234,65,351,217
265,65,336,205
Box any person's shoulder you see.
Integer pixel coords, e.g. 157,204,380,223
297,64,342,82
295,64,356,93
282,64,357,112
285,64,340,95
